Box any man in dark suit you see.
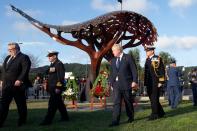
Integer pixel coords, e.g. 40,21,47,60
144,45,165,120
0,42,31,127
109,44,138,127
40,51,69,125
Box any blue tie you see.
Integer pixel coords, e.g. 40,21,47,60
116,57,120,69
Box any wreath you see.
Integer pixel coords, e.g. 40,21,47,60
91,70,110,97
62,78,79,100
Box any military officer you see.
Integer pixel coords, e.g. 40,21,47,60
144,45,165,120
40,51,69,125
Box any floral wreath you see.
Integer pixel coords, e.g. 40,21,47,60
91,70,110,97
62,78,78,100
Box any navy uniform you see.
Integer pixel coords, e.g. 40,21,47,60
144,46,165,120
40,51,69,125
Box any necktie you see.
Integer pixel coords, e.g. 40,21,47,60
6,56,14,67
116,57,120,69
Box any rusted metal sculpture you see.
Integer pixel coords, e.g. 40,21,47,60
11,5,157,87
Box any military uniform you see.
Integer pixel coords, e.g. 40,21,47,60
144,53,165,120
40,51,69,125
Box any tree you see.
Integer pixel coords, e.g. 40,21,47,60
99,61,110,71
128,48,144,90
28,54,41,68
128,48,141,70
159,51,175,67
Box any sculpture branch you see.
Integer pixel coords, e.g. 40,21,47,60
32,23,91,53
100,31,122,56
123,34,149,49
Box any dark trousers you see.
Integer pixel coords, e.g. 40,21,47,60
112,87,134,123
192,85,197,105
147,86,165,117
79,85,86,102
0,86,27,126
43,91,69,123
34,89,40,99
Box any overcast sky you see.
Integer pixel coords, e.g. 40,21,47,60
0,0,197,67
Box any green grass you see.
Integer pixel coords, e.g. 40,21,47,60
1,101,197,131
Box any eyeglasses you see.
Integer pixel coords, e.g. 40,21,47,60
8,48,16,51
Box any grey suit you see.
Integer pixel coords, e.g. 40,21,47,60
109,53,138,124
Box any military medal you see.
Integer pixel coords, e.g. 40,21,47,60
49,67,55,72
116,76,119,81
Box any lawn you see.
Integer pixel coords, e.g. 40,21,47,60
0,100,197,131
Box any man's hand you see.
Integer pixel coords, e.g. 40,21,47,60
158,83,162,88
14,80,22,87
131,82,138,90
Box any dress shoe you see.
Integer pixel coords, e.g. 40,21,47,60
127,118,134,123
109,122,119,127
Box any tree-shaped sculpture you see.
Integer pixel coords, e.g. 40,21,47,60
11,5,157,88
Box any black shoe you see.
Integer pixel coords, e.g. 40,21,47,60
39,121,51,126
127,118,134,123
109,122,119,127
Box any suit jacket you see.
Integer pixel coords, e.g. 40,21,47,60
109,53,138,90
2,52,31,87
47,59,65,91
144,55,165,89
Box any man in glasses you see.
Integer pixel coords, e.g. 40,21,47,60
0,42,31,127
